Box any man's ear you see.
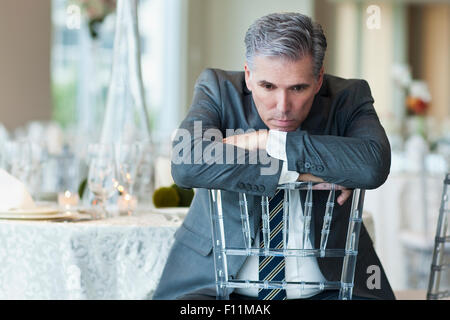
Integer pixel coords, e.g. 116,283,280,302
244,63,252,92
314,66,324,94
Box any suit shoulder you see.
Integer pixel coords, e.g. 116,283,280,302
321,74,372,102
197,68,246,94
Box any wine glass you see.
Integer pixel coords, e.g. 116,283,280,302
7,140,33,185
87,143,117,218
114,142,143,215
114,143,143,194
134,141,154,205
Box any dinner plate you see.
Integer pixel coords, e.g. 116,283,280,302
0,206,60,216
0,211,75,220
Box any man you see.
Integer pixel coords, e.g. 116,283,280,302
154,12,395,300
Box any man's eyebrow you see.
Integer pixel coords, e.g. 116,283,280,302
289,83,310,89
257,80,273,86
257,80,311,88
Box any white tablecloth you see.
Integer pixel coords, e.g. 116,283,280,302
0,212,181,299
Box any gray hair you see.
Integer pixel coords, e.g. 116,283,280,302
244,12,327,78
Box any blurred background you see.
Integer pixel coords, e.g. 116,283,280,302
0,0,449,293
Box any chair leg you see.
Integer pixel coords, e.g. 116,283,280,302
426,174,449,300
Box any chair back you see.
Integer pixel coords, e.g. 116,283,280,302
208,181,366,300
427,173,450,300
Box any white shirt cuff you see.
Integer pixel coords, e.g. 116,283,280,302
266,130,287,161
279,161,300,184
266,130,298,184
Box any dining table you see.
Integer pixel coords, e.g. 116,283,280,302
0,207,184,300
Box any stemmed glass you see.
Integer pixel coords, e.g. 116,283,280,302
87,143,117,218
134,141,154,204
7,140,33,185
114,142,143,215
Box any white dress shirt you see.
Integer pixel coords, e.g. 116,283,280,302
235,130,326,299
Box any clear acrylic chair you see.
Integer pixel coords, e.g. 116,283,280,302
426,173,450,300
208,182,365,300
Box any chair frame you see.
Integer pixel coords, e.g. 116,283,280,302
208,181,366,300
426,173,450,300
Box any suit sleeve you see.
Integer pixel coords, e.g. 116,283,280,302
171,68,283,196
285,80,391,189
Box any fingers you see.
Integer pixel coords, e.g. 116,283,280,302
337,189,352,206
309,183,352,206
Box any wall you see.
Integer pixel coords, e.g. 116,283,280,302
314,0,337,74
0,0,52,132
360,1,396,120
333,0,360,79
421,4,450,121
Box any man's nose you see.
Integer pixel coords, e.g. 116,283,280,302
276,91,291,113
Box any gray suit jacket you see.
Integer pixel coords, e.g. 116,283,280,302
153,68,395,300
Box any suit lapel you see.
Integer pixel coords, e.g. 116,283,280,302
301,94,332,135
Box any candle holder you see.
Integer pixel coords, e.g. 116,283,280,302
117,193,138,216
58,190,80,210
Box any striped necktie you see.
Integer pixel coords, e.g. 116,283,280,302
258,189,287,300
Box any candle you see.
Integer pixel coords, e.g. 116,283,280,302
117,193,138,216
58,190,80,209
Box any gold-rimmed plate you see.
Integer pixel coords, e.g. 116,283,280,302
0,206,60,217
0,211,69,220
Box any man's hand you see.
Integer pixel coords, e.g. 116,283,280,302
222,130,269,151
311,183,352,206
298,173,352,206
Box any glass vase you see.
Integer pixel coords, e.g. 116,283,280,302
77,35,104,145
100,0,151,145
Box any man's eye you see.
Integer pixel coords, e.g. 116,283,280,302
292,85,306,92
261,83,273,90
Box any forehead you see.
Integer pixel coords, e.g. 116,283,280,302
250,55,315,85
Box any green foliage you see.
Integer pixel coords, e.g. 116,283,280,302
171,184,194,207
153,184,195,208
78,178,87,199
153,187,180,208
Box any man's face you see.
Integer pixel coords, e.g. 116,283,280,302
244,54,323,132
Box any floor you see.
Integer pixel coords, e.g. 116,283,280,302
394,290,427,300
395,289,450,300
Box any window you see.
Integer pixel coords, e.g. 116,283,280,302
51,0,184,142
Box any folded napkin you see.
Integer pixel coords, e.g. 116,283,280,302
0,169,36,211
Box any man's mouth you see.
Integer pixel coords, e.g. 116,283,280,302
272,119,294,126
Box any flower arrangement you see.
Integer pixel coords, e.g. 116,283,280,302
392,64,434,140
405,81,431,116
392,64,432,116
71,0,117,38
